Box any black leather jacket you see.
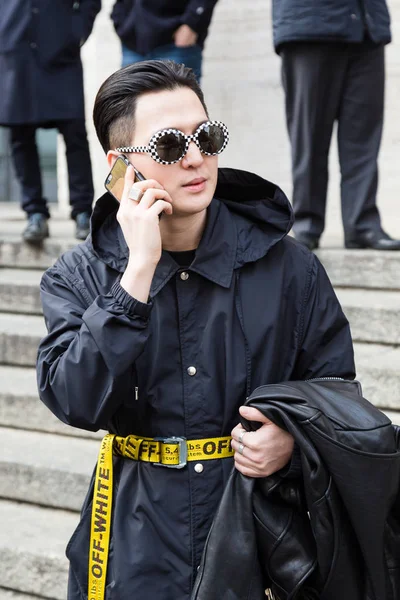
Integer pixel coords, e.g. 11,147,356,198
192,380,400,600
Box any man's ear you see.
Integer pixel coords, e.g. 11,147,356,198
106,150,120,169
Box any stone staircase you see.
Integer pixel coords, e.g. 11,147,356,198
0,238,101,599
0,238,399,598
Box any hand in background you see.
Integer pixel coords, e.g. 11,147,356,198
173,24,198,47
231,406,295,478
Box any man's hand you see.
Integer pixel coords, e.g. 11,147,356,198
118,165,173,303
173,24,198,47
231,406,294,478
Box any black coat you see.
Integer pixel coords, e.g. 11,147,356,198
111,0,218,55
37,168,355,599
193,379,400,600
0,0,101,125
272,0,391,53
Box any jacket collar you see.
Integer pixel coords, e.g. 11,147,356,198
116,198,237,296
89,167,293,297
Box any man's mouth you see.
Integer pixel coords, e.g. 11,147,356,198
182,177,207,192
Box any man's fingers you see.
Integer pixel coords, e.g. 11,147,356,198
149,199,173,217
235,465,266,478
239,405,273,425
231,423,245,441
121,169,164,206
121,165,137,202
138,188,173,210
233,453,264,477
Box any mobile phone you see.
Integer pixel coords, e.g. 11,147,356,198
104,155,146,202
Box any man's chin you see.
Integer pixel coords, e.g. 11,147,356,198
174,190,214,215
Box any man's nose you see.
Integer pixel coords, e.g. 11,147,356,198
182,140,204,167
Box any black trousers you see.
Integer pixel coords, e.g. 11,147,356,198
10,119,94,219
281,41,385,239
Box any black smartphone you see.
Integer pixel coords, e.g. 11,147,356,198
104,155,146,202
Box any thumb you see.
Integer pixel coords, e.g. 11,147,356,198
239,405,271,424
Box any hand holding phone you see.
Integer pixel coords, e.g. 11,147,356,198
106,155,173,271
105,155,145,202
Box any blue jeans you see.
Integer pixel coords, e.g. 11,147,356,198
121,43,202,82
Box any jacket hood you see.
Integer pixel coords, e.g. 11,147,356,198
214,168,294,266
88,167,294,280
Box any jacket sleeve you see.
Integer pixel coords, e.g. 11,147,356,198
292,253,356,381
37,266,151,432
79,0,101,42
181,0,219,35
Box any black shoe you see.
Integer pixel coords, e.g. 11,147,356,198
294,233,320,251
345,230,400,250
75,212,91,240
22,213,49,244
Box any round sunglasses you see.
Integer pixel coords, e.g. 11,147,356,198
115,120,229,165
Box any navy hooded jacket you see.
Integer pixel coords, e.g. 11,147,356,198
37,168,355,599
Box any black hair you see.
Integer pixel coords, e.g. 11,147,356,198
93,59,208,153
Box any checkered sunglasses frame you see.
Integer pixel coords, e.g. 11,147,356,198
116,120,229,165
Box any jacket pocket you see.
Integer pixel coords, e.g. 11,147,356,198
311,480,364,597
252,479,318,599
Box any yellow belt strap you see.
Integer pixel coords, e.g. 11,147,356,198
88,433,233,599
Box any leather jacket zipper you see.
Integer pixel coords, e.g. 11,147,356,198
305,377,345,382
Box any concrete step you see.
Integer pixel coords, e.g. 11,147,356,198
0,427,99,511
1,239,400,291
0,313,399,404
0,292,399,371
0,314,45,367
0,499,75,599
336,288,400,345
0,269,42,315
382,409,400,426
354,342,400,410
0,239,74,270
0,589,45,599
0,365,103,440
317,248,400,290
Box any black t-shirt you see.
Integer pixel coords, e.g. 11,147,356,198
167,249,196,267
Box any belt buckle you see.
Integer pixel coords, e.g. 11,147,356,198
154,436,187,469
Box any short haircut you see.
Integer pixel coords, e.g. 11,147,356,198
93,59,209,153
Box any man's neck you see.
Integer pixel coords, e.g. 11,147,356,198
161,210,207,252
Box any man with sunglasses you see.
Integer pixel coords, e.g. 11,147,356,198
37,60,355,599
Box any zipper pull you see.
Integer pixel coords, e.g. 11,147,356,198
135,387,139,401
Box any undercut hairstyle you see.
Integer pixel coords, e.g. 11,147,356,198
93,60,209,153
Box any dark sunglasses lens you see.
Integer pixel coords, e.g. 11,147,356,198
198,124,225,154
155,131,186,162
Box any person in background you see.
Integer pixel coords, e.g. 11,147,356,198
0,0,101,243
272,0,400,250
111,0,219,81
